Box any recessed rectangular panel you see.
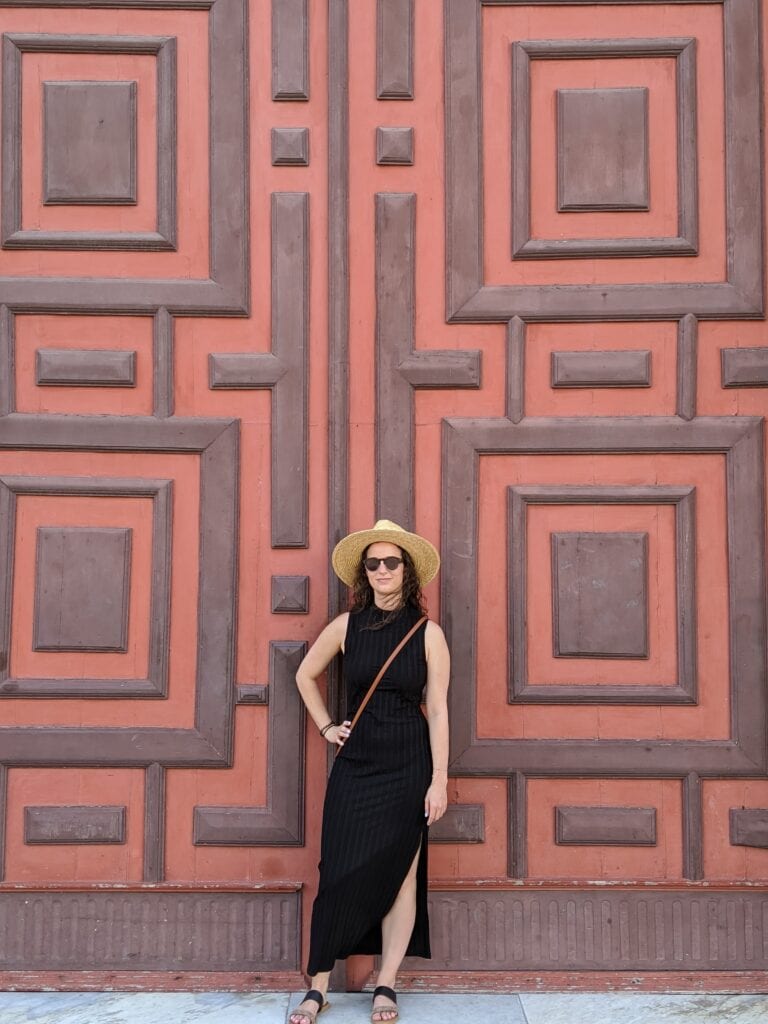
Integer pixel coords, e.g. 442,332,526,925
721,347,768,387
552,531,648,658
33,526,131,651
36,348,136,386
558,87,649,211
551,350,651,388
729,808,768,848
428,804,485,844
556,805,657,845
43,81,137,204
24,805,126,844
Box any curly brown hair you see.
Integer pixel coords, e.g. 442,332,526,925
349,545,427,627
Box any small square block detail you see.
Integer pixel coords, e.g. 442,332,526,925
271,575,309,614
33,526,132,651
376,126,414,165
43,81,137,204
271,127,310,166
552,531,648,658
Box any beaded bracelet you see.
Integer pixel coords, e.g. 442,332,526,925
319,721,335,738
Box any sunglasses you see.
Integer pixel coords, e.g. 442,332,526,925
363,556,403,572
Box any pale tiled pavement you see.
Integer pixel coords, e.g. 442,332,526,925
0,991,766,1024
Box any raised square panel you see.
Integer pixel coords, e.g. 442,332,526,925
376,126,414,165
271,574,309,613
33,526,131,651
552,531,648,658
271,126,309,166
24,805,126,844
36,348,136,387
551,349,652,388
43,81,137,205
558,88,648,211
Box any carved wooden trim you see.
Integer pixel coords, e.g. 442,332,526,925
271,574,309,613
377,0,413,99
410,890,768,970
24,805,126,844
209,193,308,548
512,38,697,260
35,349,136,387
677,314,698,419
272,0,308,100
193,642,307,845
509,484,696,703
375,192,480,527
683,772,703,880
143,763,165,882
0,475,171,698
0,891,300,969
0,0,247,313
153,308,174,418
722,347,768,387
271,127,310,165
555,806,657,845
551,350,651,388
506,317,525,422
445,0,763,319
0,416,238,765
3,34,176,251
428,804,485,843
376,126,414,165
0,765,6,882
0,306,12,416
730,808,768,848
442,416,765,776
236,684,269,704
508,772,527,879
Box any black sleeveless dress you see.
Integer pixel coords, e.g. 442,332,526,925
306,604,432,975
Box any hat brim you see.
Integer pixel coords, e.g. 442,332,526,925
331,526,440,587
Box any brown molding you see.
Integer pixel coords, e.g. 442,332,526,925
0,0,246,313
509,484,696,703
677,314,698,419
4,34,175,251
271,575,309,613
236,684,269,704
409,890,768,970
0,891,300,970
271,127,310,166
551,350,651,388
721,347,768,387
0,307,12,416
428,804,485,843
377,0,413,99
682,772,703,880
36,348,136,387
0,765,6,882
272,0,308,100
209,193,308,547
729,808,768,848
507,772,527,879
43,81,137,205
0,475,171,698
557,88,649,212
551,531,649,658
506,318,525,422
513,39,696,260
24,805,126,844
193,641,307,845
375,192,481,527
442,416,765,776
33,526,132,652
555,806,657,845
376,126,414,166
0,415,238,765
143,763,165,882
153,308,174,418
445,0,763,319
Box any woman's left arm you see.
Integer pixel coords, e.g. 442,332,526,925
423,619,451,826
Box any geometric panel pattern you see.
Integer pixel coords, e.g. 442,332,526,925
24,805,126,844
0,476,170,697
555,805,657,845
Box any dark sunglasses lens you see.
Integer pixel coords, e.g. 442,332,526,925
364,556,402,571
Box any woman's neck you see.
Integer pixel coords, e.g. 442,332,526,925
373,593,402,611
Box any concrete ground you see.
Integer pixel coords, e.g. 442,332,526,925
0,991,766,1024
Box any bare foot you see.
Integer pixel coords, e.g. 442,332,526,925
289,991,327,1024
371,993,399,1022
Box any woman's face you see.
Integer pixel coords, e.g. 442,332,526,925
363,541,405,602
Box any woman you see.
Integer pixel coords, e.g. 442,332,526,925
291,520,450,1024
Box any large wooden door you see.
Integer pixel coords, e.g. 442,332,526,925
0,0,767,991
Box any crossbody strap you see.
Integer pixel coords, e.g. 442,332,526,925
342,613,428,742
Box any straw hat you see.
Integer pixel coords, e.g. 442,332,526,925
331,519,440,587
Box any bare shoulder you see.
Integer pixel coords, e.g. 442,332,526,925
327,612,350,643
424,619,448,654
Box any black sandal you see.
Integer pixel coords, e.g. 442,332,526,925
290,989,330,1024
371,985,399,1023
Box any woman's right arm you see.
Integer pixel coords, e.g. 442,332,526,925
295,612,351,747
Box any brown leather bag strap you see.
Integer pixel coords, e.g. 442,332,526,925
346,614,428,734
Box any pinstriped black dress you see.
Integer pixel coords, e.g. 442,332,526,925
306,604,431,974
